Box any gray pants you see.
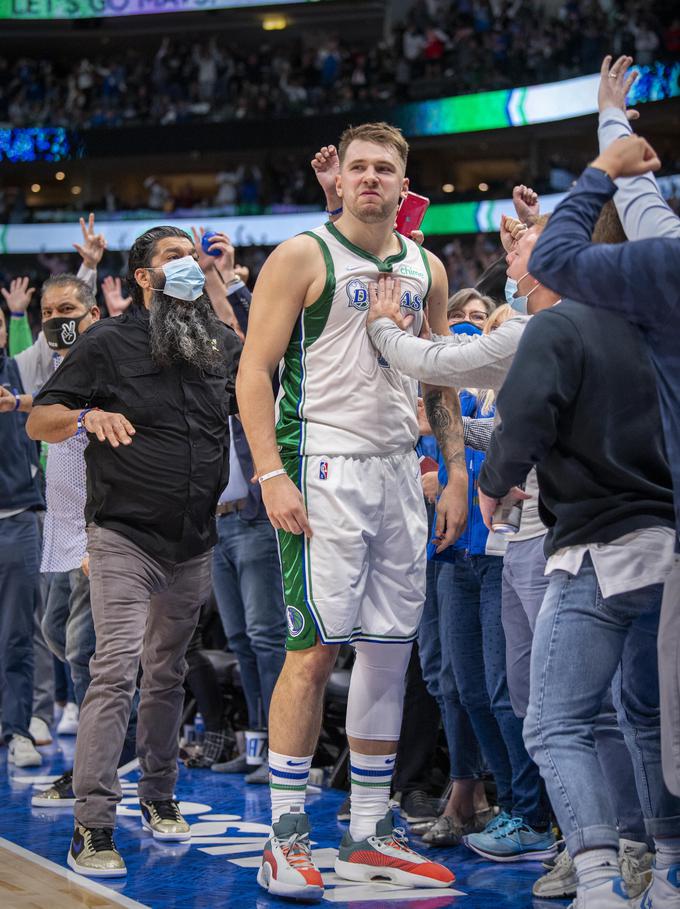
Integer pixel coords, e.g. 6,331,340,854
660,554,680,796
73,526,212,828
33,586,55,725
501,535,549,718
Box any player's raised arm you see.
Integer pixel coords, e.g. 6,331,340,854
236,234,325,538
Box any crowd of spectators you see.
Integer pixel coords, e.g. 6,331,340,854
1,0,677,131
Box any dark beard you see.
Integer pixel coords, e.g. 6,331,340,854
148,291,221,371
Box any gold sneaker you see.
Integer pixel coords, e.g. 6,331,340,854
67,825,126,877
139,798,191,841
32,770,76,807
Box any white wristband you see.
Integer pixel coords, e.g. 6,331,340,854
258,468,287,485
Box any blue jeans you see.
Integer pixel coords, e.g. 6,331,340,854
419,559,483,779
0,512,40,741
525,554,680,855
440,552,549,825
503,537,648,843
212,513,286,729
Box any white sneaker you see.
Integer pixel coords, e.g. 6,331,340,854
8,735,43,768
57,702,79,735
619,840,654,899
631,864,680,908
568,876,630,908
28,717,52,746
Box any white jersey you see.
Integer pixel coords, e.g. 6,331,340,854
275,221,430,457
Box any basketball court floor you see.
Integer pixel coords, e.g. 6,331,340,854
0,734,566,908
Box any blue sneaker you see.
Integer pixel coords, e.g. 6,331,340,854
463,815,557,863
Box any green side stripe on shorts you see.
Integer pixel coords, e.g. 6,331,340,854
278,455,317,652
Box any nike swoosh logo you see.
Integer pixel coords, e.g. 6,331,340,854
345,265,365,272
384,758,396,765
286,760,308,767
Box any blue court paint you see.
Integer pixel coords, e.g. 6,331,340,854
0,735,567,908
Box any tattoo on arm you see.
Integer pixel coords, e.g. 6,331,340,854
424,388,466,472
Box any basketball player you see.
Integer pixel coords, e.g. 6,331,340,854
236,122,466,900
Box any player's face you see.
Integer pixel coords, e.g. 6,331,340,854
337,140,408,224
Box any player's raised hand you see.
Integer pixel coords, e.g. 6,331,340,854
1,276,35,314
598,54,640,121
311,145,340,195
73,213,107,269
259,473,313,538
367,276,412,330
101,276,132,317
500,214,527,253
511,185,540,225
312,145,342,216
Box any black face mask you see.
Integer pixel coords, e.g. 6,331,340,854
43,315,88,351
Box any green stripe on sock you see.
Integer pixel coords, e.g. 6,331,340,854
270,783,308,791
350,778,392,788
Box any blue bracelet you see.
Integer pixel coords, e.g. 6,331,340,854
10,312,25,319
76,407,94,434
326,205,343,216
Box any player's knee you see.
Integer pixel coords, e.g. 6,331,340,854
283,640,338,687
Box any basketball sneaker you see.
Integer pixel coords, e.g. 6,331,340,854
8,734,42,767
464,814,557,862
29,717,52,746
139,798,191,841
257,810,324,901
535,841,653,900
334,810,455,888
630,864,680,908
67,825,126,877
32,770,75,807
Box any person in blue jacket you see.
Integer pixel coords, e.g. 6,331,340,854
424,321,553,860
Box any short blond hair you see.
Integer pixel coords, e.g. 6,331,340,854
338,122,409,168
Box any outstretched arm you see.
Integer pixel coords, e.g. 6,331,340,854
529,137,678,328
597,55,680,241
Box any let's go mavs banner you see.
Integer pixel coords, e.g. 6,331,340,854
0,0,325,19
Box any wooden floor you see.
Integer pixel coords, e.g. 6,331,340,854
0,839,147,909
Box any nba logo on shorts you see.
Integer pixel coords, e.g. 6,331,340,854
319,459,328,480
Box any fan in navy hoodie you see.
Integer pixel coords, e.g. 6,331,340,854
527,135,680,799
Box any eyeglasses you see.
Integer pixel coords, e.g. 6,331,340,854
449,310,488,325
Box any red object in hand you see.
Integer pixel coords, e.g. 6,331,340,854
395,192,430,237
419,456,439,475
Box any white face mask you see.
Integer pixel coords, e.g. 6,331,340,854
504,271,537,314
150,256,206,302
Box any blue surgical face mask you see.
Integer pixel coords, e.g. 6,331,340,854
152,256,205,302
504,271,536,314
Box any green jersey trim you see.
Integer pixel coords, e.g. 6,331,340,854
324,220,407,273
418,245,432,306
275,231,336,454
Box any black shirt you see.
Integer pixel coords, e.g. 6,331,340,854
478,301,674,557
34,306,242,562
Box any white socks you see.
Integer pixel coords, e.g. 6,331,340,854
654,837,680,870
573,848,620,889
349,750,396,841
268,750,313,824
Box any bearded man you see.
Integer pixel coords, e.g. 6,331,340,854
27,226,241,878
